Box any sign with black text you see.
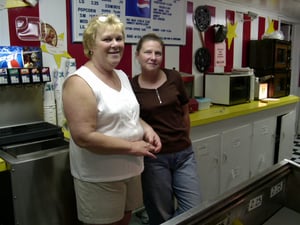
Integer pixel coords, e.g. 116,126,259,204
71,0,187,45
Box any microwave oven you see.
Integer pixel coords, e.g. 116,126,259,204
205,73,254,105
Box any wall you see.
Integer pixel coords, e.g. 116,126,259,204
0,0,299,125
291,24,300,133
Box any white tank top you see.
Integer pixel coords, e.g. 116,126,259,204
66,66,144,182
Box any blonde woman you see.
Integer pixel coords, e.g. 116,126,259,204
63,15,161,225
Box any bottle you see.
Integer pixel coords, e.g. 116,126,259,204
254,77,260,100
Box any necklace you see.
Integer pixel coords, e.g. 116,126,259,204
138,70,165,104
155,89,162,104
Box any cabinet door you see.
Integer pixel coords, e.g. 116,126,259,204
251,117,276,177
278,110,296,161
220,124,252,194
192,134,220,203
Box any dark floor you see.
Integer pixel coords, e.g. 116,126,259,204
130,208,149,225
291,135,300,164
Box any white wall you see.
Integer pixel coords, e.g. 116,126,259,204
291,24,300,134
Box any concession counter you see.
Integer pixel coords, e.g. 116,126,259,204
162,159,300,225
0,85,79,225
0,121,79,225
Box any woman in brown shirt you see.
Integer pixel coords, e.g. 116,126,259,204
131,33,202,225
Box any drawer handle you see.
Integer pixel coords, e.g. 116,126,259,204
223,153,228,162
261,126,269,135
232,138,241,148
231,167,240,179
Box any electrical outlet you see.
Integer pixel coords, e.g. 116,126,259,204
270,181,283,198
248,195,263,211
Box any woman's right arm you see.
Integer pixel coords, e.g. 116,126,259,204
62,75,157,158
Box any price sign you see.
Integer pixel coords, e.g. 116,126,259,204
71,0,187,45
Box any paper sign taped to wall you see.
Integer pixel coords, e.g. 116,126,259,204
214,42,226,67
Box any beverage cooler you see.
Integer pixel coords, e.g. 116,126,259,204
0,84,79,225
162,160,300,225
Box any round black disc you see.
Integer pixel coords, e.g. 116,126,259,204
193,5,211,32
195,48,211,73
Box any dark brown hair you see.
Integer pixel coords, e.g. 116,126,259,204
136,33,164,53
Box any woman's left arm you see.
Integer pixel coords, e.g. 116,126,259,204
182,103,191,136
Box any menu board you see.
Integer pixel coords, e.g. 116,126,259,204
71,0,187,45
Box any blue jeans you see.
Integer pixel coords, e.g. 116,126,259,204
142,146,202,225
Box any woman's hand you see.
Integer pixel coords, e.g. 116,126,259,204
143,128,161,154
139,119,162,153
130,140,160,158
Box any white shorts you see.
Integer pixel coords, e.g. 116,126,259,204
74,175,143,224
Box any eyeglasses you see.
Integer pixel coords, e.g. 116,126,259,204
98,15,121,23
98,15,108,22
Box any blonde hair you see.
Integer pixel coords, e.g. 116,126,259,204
82,14,125,58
